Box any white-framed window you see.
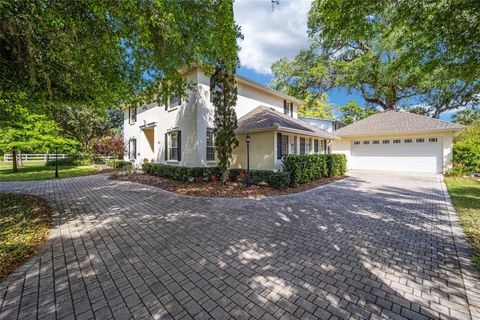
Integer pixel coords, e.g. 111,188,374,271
382,140,390,144
404,139,412,143
353,141,361,145
372,140,380,145
363,141,370,145
166,131,180,161
314,139,319,153
283,100,289,115
300,137,306,154
169,96,182,109
128,138,136,160
393,139,401,144
128,106,137,124
416,138,425,143
429,137,438,143
206,128,215,161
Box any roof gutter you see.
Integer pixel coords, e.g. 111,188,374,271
336,127,467,138
236,125,339,140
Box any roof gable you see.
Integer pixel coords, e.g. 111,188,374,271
237,106,338,139
334,110,466,137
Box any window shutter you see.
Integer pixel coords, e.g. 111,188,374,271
128,107,131,125
283,100,287,114
290,103,293,117
165,99,168,111
177,131,182,161
133,107,137,122
165,133,168,160
128,139,131,158
277,133,282,159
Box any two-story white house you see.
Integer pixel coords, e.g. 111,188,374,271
123,67,337,171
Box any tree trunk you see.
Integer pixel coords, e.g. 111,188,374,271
433,107,442,119
12,147,18,173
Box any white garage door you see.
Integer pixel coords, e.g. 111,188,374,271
350,137,443,173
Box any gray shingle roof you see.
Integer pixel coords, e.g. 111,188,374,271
334,110,466,137
237,106,338,139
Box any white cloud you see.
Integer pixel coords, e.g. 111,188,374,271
234,0,310,74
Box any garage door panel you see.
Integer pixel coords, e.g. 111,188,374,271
350,138,443,173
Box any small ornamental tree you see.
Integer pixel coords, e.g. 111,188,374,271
211,63,239,183
92,136,126,168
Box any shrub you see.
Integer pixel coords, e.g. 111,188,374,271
452,140,480,174
142,163,222,182
282,154,347,187
143,164,291,189
105,159,132,170
46,156,91,166
228,169,291,189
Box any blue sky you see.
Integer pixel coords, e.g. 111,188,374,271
233,0,452,121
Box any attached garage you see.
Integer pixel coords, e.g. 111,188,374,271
350,137,443,173
331,110,466,174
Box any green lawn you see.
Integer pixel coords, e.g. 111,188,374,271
445,177,480,270
0,193,51,279
0,162,103,182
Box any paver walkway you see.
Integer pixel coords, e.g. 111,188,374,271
0,171,479,320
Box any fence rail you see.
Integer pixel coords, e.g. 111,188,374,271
3,154,115,162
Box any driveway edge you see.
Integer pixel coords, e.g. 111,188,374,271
440,177,480,319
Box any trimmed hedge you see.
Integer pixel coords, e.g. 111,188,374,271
229,169,291,189
142,163,291,189
142,163,222,182
282,154,347,187
46,156,91,166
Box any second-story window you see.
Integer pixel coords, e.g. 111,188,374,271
128,106,137,124
206,128,215,161
169,96,182,109
283,100,288,115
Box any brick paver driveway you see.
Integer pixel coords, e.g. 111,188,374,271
0,171,479,320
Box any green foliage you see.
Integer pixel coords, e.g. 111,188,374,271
453,107,480,126
282,154,347,187
46,156,91,167
49,105,122,152
104,160,132,170
1,1,240,111
0,105,80,155
338,101,378,124
275,0,480,117
142,163,222,182
228,169,291,189
211,63,239,182
449,124,480,175
270,50,334,118
452,141,480,175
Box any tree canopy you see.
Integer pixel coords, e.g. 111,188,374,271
338,101,378,125
271,0,480,118
1,0,240,109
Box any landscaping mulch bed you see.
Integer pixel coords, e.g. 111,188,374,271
111,173,346,198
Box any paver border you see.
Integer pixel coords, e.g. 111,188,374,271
440,176,480,319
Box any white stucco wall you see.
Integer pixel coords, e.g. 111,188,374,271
124,68,301,168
